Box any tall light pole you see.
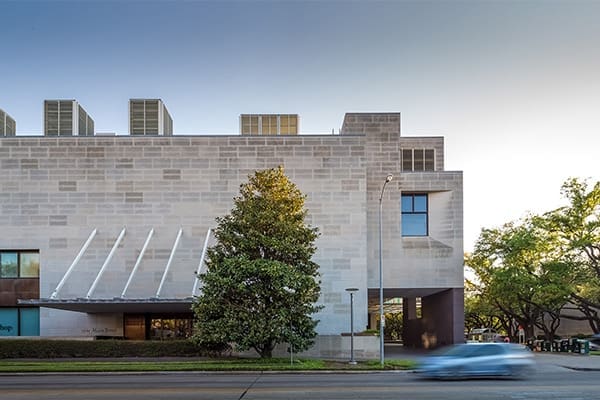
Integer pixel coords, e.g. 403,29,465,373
346,287,359,365
379,174,393,366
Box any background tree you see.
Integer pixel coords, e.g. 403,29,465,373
464,279,507,336
192,166,322,358
466,216,575,341
547,179,600,332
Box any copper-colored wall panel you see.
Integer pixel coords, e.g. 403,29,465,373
0,279,39,306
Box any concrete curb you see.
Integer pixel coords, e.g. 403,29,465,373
0,369,412,376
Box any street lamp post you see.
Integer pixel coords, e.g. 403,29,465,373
379,174,393,366
283,286,295,366
346,287,359,365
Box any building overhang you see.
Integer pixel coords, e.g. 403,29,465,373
18,298,194,314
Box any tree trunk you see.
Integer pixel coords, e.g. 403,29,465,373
255,342,275,358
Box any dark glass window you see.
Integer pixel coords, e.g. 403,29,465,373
150,317,192,340
402,194,428,236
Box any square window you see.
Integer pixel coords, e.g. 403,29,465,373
0,252,18,278
20,253,40,278
413,195,428,212
401,196,413,212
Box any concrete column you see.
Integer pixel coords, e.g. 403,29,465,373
421,288,464,348
403,297,417,319
402,297,421,347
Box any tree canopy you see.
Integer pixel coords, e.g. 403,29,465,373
466,178,599,340
547,179,600,332
192,166,322,358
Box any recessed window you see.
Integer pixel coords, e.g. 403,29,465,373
401,149,435,172
402,194,428,236
0,251,39,278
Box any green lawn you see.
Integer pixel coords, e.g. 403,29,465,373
0,358,417,373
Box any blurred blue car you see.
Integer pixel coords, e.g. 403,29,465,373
417,342,535,379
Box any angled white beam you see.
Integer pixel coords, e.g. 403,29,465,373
50,229,98,299
156,228,183,298
121,228,154,298
86,227,127,299
192,228,212,297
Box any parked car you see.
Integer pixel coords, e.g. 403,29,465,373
466,327,498,343
417,342,535,379
586,335,600,351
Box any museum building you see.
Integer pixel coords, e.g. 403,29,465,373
0,103,463,354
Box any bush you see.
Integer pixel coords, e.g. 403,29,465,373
0,339,231,359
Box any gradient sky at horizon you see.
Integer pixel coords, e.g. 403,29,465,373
1,0,599,251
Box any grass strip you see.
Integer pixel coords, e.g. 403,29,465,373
0,358,417,373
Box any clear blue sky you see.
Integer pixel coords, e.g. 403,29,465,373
2,0,599,250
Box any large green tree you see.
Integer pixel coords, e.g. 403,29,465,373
192,166,322,358
466,178,599,341
547,179,600,332
467,216,576,341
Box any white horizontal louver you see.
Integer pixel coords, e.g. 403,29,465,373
45,101,59,135
130,100,146,135
145,100,159,134
58,101,73,135
130,99,171,135
6,115,15,135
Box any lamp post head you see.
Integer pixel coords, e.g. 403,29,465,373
345,287,359,293
385,174,393,183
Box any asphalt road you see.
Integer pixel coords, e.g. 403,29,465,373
1,368,599,400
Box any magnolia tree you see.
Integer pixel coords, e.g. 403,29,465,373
193,166,322,358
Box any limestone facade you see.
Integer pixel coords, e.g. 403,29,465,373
0,112,463,351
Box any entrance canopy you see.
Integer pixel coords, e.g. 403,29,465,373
18,298,194,314
19,227,212,315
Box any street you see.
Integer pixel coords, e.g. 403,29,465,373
1,367,599,400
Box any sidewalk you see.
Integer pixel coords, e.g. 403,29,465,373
533,352,600,371
385,342,600,371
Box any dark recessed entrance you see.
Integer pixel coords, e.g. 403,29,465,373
124,313,193,340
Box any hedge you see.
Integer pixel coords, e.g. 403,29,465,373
0,339,230,359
